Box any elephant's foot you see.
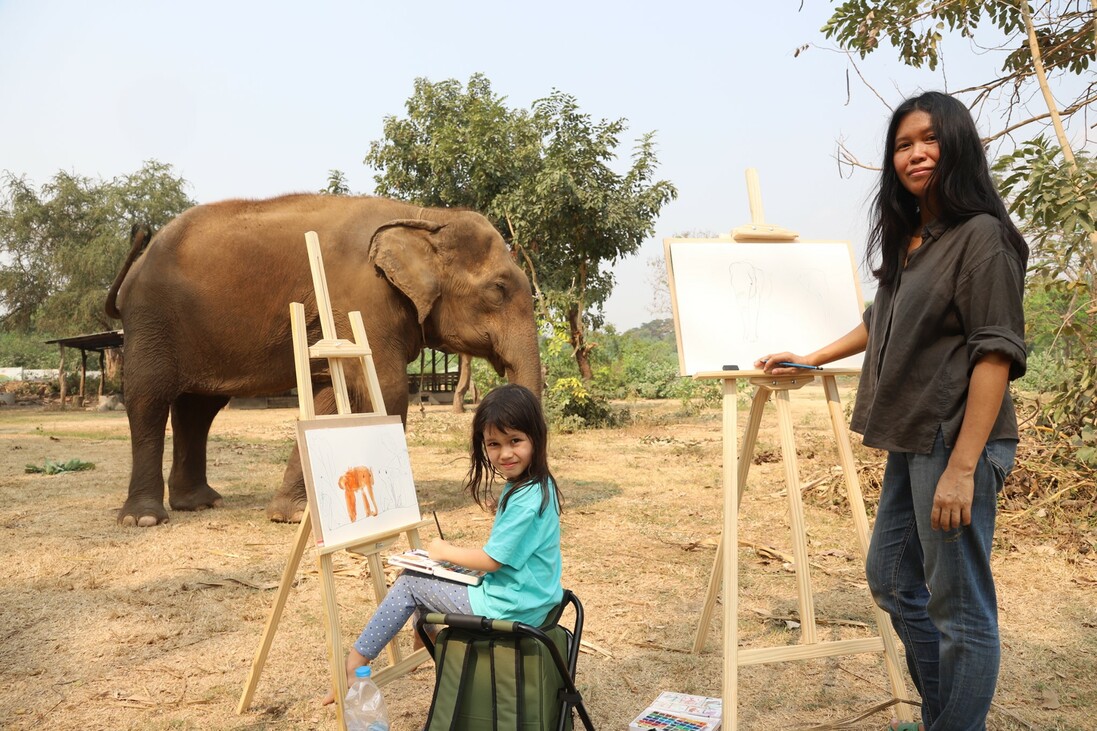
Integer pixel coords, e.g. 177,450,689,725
118,497,170,527
266,493,307,523
168,484,224,512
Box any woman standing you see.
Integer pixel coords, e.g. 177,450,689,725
756,91,1027,731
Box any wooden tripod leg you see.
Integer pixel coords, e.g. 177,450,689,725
822,376,914,722
773,388,817,644
237,508,315,714
720,379,740,731
693,383,770,653
320,551,349,731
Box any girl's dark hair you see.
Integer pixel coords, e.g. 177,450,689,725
465,384,561,515
866,90,1029,288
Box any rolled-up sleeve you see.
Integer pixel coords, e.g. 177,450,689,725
957,248,1027,380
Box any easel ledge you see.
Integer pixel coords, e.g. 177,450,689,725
693,368,862,379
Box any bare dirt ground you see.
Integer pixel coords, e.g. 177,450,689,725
1,388,1094,730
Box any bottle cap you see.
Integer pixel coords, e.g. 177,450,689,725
355,665,372,678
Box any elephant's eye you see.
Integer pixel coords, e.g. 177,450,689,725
486,280,507,305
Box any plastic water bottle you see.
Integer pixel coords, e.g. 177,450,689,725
343,665,390,731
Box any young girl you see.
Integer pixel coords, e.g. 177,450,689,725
756,92,1027,731
323,383,563,703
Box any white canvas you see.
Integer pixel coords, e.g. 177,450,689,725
297,414,422,550
665,239,866,376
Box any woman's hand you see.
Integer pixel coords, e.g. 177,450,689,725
932,463,975,531
754,352,814,375
755,323,868,375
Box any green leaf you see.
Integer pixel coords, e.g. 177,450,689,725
25,458,96,475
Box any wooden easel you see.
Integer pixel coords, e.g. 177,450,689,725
237,231,431,730
689,170,914,729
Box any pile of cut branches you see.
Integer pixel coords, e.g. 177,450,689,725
812,411,1096,554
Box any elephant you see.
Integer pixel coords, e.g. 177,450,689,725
104,194,543,527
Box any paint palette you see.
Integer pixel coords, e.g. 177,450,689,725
628,692,722,731
630,710,711,730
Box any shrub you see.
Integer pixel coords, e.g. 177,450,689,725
543,377,627,430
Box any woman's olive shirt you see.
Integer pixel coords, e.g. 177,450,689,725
851,214,1027,455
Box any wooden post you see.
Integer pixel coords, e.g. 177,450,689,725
57,345,67,407
78,349,88,406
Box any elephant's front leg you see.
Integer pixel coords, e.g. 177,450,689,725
268,443,308,523
266,384,339,523
267,378,409,523
167,393,230,511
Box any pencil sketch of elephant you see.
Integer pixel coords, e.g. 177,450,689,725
104,194,542,527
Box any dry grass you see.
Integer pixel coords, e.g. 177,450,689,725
0,386,1094,730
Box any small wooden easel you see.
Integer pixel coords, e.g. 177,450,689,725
237,231,431,730
689,170,914,729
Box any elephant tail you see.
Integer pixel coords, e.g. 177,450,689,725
105,223,152,320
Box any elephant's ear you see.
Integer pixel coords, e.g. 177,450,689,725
369,219,445,325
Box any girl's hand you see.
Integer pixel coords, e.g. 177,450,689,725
754,352,812,375
427,538,449,562
429,540,503,573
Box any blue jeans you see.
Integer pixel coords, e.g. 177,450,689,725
866,430,1015,731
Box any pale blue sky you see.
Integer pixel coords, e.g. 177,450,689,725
0,1,1077,330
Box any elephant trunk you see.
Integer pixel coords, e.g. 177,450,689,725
499,325,544,398
504,357,543,398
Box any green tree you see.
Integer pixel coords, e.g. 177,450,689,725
366,74,677,380
0,160,194,334
820,0,1097,458
499,92,677,379
321,169,352,196
367,75,540,227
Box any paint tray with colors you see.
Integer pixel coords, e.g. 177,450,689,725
628,691,722,731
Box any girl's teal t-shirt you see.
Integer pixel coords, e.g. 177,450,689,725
468,479,563,626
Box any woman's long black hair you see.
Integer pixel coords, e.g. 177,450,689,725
866,91,1028,288
464,384,561,515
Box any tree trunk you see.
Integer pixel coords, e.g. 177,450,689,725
566,304,594,381
452,353,473,413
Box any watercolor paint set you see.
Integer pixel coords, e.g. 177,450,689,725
628,691,722,731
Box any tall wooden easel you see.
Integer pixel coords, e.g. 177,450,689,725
237,231,431,730
687,170,914,729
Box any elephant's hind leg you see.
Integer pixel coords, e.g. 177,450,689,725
167,393,230,511
118,395,172,527
364,482,378,517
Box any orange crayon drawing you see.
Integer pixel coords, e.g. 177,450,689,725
338,466,377,521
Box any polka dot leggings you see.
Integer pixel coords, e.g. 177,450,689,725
352,572,472,660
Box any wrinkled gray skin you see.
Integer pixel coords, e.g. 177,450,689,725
105,194,543,527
